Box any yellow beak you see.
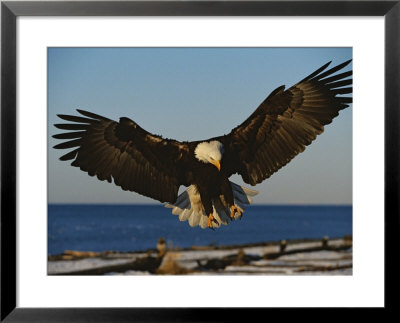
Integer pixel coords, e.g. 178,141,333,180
211,160,221,171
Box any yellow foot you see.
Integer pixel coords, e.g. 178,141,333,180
208,213,218,229
230,205,242,219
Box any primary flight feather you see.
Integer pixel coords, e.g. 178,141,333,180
53,60,352,229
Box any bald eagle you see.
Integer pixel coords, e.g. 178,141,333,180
53,60,352,229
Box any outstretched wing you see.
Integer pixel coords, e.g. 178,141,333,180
218,60,352,185
53,110,190,203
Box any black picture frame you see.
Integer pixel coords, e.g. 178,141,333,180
1,0,398,321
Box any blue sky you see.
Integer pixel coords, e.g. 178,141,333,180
48,47,352,204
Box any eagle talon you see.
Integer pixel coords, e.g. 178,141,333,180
230,205,242,219
208,213,218,229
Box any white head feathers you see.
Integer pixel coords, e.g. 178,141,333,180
194,140,224,164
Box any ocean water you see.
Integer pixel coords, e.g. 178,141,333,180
48,204,352,256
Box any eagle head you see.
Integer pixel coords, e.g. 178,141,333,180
194,140,224,171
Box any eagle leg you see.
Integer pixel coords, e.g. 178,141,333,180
230,205,242,219
208,213,218,229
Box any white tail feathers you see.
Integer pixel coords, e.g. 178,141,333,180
165,182,258,229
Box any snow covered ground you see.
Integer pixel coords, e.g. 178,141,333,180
48,237,352,276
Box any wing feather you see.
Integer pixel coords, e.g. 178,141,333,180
54,123,90,131
53,139,83,150
53,131,86,140
218,60,352,185
59,148,79,161
53,110,190,203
